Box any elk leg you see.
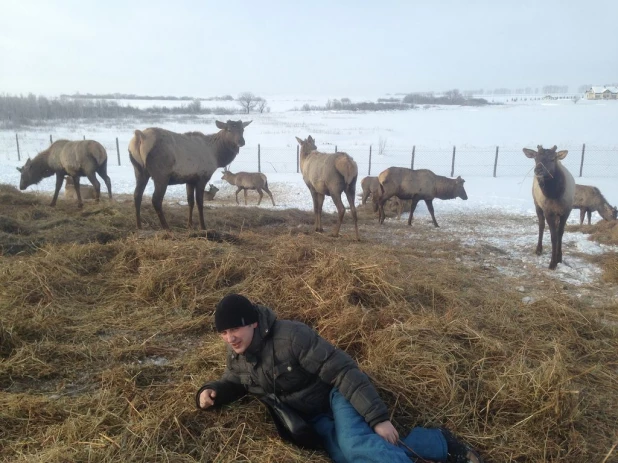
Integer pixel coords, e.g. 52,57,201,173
256,188,263,206
49,173,64,207
152,180,170,230
131,161,150,229
85,172,101,202
546,212,559,270
407,198,420,226
195,179,207,230
243,188,248,206
557,213,568,264
426,199,439,227
235,187,242,205
316,193,325,233
97,167,113,200
579,208,585,225
535,204,545,256
309,189,319,231
72,175,85,208
186,184,196,228
361,189,370,205
344,189,360,241
263,185,276,206
331,193,346,238
586,209,592,225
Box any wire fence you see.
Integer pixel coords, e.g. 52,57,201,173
2,132,617,178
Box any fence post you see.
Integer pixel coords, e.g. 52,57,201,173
411,145,415,170
258,144,261,173
116,137,121,166
368,145,372,175
450,146,456,177
335,145,338,152
16,133,21,161
296,145,299,173
493,146,499,177
83,135,86,140
579,143,585,177
50,134,53,145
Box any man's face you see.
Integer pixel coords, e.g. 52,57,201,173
219,322,257,354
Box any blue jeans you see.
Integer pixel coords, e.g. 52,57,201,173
310,389,447,463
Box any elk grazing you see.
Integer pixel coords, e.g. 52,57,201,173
377,167,467,227
204,184,220,201
128,120,252,230
572,184,617,225
360,175,405,217
17,139,112,208
64,176,96,200
523,145,575,270
295,136,359,240
221,170,275,206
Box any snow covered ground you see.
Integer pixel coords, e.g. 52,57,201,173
1,95,617,293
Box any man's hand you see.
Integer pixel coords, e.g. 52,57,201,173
374,420,399,445
198,389,217,409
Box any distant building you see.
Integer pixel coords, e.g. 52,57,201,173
585,86,618,100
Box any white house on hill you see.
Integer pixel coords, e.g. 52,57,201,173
585,86,618,99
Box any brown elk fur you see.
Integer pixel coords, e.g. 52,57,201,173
295,136,359,240
523,145,575,270
572,184,617,225
377,167,468,227
204,184,219,201
221,170,275,206
128,120,251,230
17,139,112,208
64,176,96,200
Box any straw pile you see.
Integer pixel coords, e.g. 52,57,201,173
1,185,617,462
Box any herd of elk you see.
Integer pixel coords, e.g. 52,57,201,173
15,128,616,271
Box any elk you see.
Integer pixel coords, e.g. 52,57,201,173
295,136,359,240
17,139,112,208
204,184,220,201
377,167,468,227
523,145,575,270
572,184,617,225
128,120,252,230
361,175,405,217
221,170,275,206
64,176,96,200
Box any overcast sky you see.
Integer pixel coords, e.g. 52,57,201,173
1,0,617,98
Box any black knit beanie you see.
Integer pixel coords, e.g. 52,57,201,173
214,294,258,332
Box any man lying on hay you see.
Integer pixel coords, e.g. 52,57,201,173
196,294,483,463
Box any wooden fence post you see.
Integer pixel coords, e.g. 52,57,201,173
450,146,456,177
258,144,261,173
411,145,415,170
16,133,21,161
83,135,86,140
579,143,586,177
368,145,372,175
493,146,499,177
335,145,338,152
296,145,299,173
116,138,121,166
50,134,53,145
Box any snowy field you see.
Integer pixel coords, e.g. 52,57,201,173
1,96,617,294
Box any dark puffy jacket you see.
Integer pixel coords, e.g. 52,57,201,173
196,304,390,428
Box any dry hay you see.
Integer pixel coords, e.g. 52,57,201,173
1,184,617,462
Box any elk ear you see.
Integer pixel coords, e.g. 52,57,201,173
523,148,537,158
308,135,314,143
295,136,303,145
555,150,568,160
216,120,226,130
242,120,252,128
16,166,22,173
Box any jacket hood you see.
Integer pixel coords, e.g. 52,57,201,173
255,303,277,338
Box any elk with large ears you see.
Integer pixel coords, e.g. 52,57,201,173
295,135,359,240
523,144,575,270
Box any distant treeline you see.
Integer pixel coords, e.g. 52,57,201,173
60,92,234,101
0,94,236,128
297,91,489,112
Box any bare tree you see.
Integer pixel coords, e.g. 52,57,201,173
237,92,258,114
256,97,269,113
378,136,388,156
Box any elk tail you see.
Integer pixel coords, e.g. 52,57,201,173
335,154,358,188
128,129,156,168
